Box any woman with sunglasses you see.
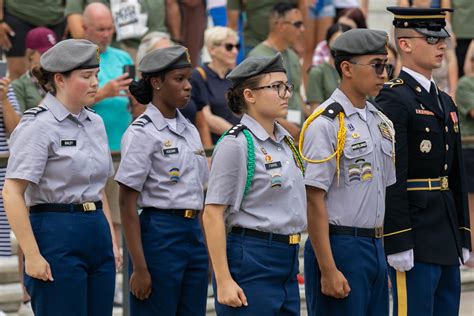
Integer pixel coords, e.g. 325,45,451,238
189,26,241,145
116,46,209,315
203,53,306,315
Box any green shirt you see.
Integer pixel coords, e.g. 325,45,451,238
307,62,340,105
227,0,298,48
248,43,303,125
11,72,44,113
5,0,65,26
65,0,109,16
452,0,474,39
456,75,474,147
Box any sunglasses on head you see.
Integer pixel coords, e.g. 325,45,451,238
215,43,240,52
349,61,394,76
398,36,444,45
283,20,304,29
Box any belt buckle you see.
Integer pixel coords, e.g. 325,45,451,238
288,234,301,245
440,177,449,191
82,202,96,212
184,209,195,219
374,227,383,238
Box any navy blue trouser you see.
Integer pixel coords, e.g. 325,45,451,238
214,232,300,315
129,210,209,316
304,235,389,316
26,209,115,316
389,263,460,316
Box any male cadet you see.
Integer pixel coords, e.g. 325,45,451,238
376,7,472,316
301,29,395,316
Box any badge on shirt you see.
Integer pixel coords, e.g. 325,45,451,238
169,168,180,183
450,112,459,133
420,140,432,153
361,162,373,181
61,139,77,147
415,109,435,116
265,161,282,170
163,147,179,156
347,123,355,131
271,173,282,188
194,149,206,156
164,140,172,147
378,123,392,141
351,141,367,151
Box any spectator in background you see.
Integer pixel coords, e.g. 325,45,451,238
456,48,474,267
464,40,474,76
452,0,474,77
226,0,304,57
179,0,207,67
334,0,369,20
11,27,57,113
82,2,133,258
137,31,173,66
0,0,67,79
337,7,367,29
190,26,241,146
306,23,350,111
248,2,306,140
65,0,108,39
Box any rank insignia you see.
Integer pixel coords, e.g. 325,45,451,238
347,123,355,131
352,132,360,139
420,140,432,153
164,140,172,147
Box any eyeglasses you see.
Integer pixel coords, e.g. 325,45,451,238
283,20,304,29
215,43,241,52
397,36,444,45
252,82,294,98
348,61,393,76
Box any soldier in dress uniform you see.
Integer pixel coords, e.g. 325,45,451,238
115,45,210,315
202,54,307,315
300,29,396,316
2,39,119,316
376,7,472,316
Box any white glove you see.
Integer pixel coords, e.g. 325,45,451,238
462,248,470,264
387,249,414,272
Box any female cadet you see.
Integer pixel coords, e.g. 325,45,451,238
202,54,307,315
2,39,119,316
115,46,209,315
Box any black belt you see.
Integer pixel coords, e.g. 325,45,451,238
329,224,384,239
142,207,199,219
30,201,102,213
230,227,301,245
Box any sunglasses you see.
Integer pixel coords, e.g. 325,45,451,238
398,36,444,45
283,20,304,29
215,43,241,52
252,82,294,99
349,61,394,76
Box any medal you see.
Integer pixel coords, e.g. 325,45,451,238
420,140,432,153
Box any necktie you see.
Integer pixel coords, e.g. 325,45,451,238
430,82,443,113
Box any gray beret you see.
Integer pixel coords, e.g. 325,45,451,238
138,45,192,74
40,39,100,72
227,53,286,88
332,29,388,57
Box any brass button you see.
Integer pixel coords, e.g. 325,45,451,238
444,164,448,170
445,126,449,132
425,127,430,132
446,145,449,151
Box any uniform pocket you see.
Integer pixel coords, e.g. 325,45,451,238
343,138,374,186
29,214,44,235
226,237,244,279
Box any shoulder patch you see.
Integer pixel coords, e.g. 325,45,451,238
226,124,247,137
132,114,152,127
385,78,404,88
23,106,48,117
321,102,344,120
85,106,96,113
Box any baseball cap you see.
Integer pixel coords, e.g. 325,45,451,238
26,27,57,54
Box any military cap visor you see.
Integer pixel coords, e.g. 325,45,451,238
331,29,388,57
138,45,192,74
227,53,286,88
40,39,100,73
387,6,452,38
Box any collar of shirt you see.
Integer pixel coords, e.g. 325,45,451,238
329,88,379,117
145,103,188,134
240,113,289,143
43,93,92,122
402,66,436,93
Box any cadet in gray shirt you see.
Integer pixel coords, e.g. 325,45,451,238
115,46,209,315
301,29,396,316
3,39,118,316
203,54,306,315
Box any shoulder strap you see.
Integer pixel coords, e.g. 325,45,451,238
321,102,344,120
23,105,48,117
216,124,255,198
131,114,152,127
196,67,207,81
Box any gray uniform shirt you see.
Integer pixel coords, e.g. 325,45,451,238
6,93,114,206
205,114,307,235
115,104,209,210
303,89,396,228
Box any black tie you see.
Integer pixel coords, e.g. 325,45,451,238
430,82,443,113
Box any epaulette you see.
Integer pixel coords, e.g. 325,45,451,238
385,78,404,88
321,102,344,120
132,115,152,127
23,106,48,117
85,106,96,113
226,123,247,137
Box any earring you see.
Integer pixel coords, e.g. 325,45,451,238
156,87,161,91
